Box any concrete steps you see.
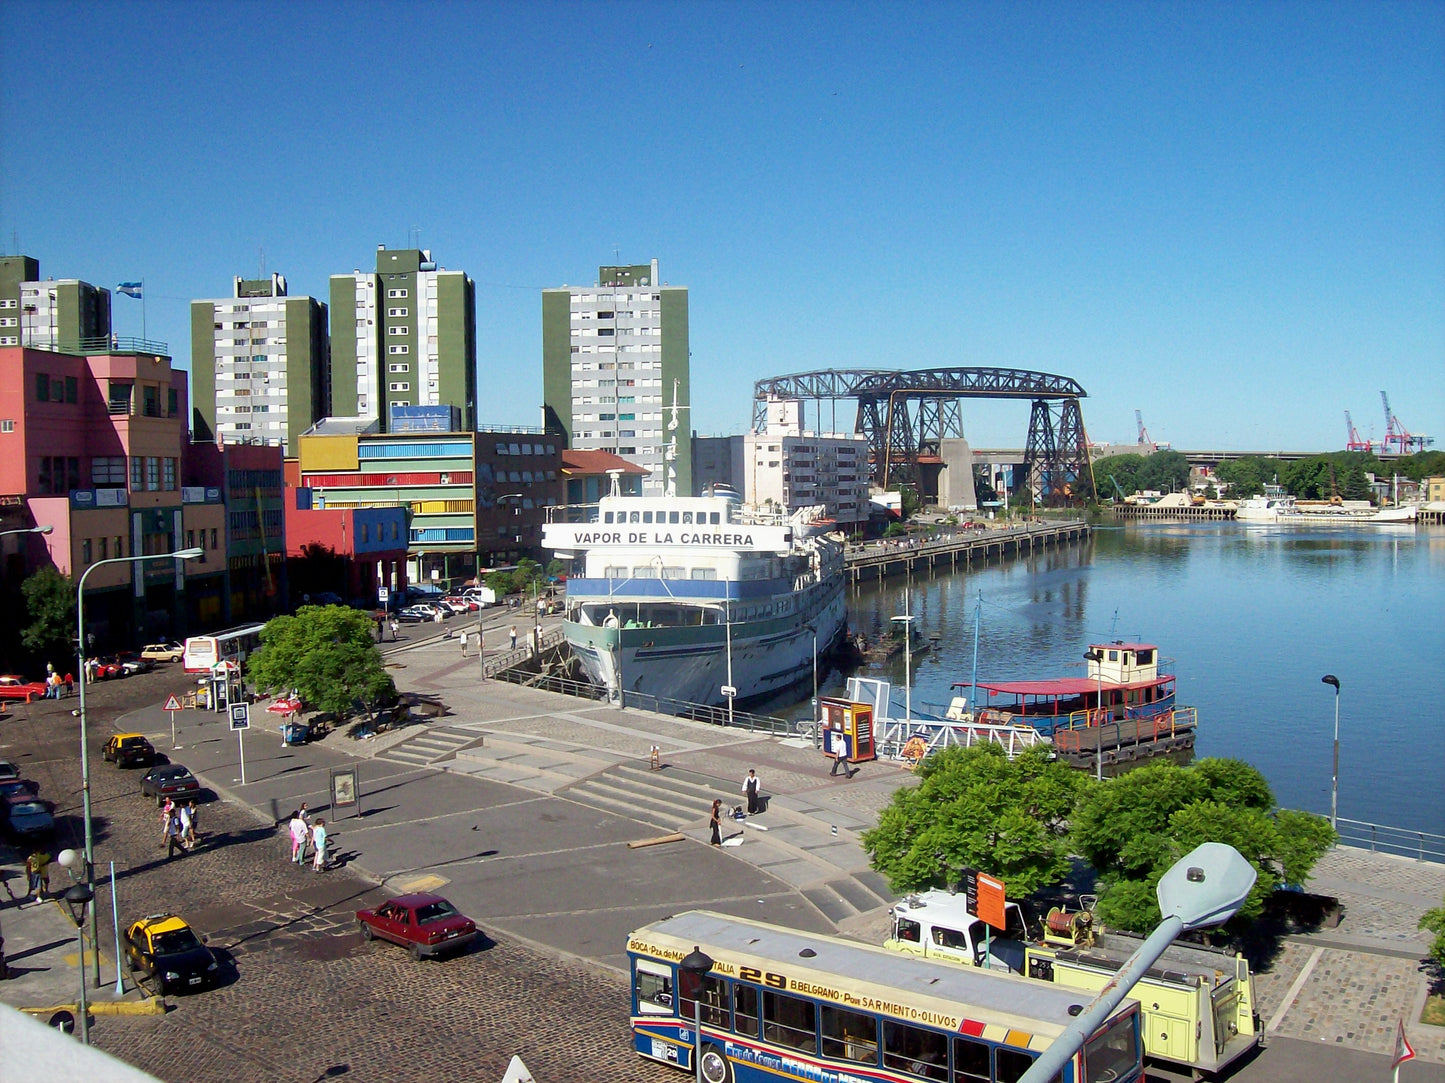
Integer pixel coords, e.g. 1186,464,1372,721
446,731,618,792
375,725,484,767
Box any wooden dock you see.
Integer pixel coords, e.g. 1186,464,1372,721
1049,709,1198,769
844,521,1090,585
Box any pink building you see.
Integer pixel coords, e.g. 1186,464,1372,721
0,345,223,648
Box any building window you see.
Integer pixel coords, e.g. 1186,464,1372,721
388,382,410,392
387,307,408,317
187,529,195,549
387,288,408,298
388,363,409,373
388,325,406,335
34,373,49,401
65,376,79,404
360,523,369,543
99,536,108,559
109,382,133,415
163,458,177,490
387,344,409,354
210,529,218,550
82,538,92,564
114,536,124,558
0,420,12,433
168,388,178,416
146,457,160,491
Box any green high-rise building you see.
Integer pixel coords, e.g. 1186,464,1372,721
0,255,111,350
542,259,690,496
330,246,476,431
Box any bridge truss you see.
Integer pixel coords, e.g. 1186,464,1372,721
751,368,1090,505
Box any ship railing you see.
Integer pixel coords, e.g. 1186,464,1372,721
1334,820,1445,864
622,691,794,736
874,715,1049,762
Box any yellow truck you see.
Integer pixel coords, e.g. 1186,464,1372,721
884,889,1259,1078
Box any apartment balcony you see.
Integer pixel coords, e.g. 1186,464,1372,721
28,335,169,357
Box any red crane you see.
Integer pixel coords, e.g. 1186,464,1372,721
1344,411,1372,453
1381,391,1434,454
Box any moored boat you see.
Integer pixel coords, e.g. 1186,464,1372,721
542,488,847,707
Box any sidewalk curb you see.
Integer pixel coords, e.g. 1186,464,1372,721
21,996,166,1016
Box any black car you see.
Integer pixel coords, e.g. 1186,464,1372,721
140,764,201,806
103,734,158,768
0,759,20,782
0,778,40,801
125,914,220,994
3,795,54,841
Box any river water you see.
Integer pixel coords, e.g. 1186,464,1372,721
808,521,1444,836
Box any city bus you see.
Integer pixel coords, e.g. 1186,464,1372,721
628,911,1142,1083
182,624,265,672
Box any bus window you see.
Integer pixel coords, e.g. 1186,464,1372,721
895,916,921,943
952,1036,990,1083
762,990,817,1054
820,1004,877,1065
1084,1012,1138,1083
633,959,673,1015
881,1021,947,1081
733,983,760,1038
931,924,968,950
679,969,730,1028
994,1047,1036,1083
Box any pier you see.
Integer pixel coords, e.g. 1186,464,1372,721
843,520,1090,585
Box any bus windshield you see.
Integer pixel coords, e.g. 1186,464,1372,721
1084,1010,1140,1083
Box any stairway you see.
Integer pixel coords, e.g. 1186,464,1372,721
375,725,485,767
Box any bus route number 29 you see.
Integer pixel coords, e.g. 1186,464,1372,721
738,967,787,989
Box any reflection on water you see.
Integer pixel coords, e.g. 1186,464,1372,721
785,522,1445,835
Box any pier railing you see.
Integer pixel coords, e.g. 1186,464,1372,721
1334,818,1445,864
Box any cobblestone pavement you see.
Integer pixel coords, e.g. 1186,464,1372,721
0,672,673,1083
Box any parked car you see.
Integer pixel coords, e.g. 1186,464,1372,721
92,658,125,680
0,778,40,801
140,642,185,664
124,914,220,994
356,893,479,960
395,605,436,624
115,652,154,676
0,759,20,782
0,675,47,701
104,734,157,769
140,764,201,806
3,796,54,841
442,596,479,613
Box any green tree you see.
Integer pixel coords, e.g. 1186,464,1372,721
1213,457,1272,499
1420,896,1445,970
1139,450,1191,494
900,486,923,520
1092,454,1148,499
862,744,1087,898
21,567,76,662
248,605,395,719
1070,758,1335,931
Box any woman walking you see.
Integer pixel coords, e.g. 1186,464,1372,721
311,819,328,872
708,799,722,846
289,810,308,864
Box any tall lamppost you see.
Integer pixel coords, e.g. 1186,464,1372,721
1322,675,1340,828
891,588,914,728
63,882,94,1044
1084,649,1105,781
679,945,716,1083
76,547,202,986
807,624,820,749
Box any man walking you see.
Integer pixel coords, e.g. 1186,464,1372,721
165,809,186,860
24,849,50,904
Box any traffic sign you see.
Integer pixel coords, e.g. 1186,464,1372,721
163,694,183,712
721,685,738,698
229,703,250,731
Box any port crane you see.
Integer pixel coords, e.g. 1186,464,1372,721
1380,390,1434,454
1344,411,1372,453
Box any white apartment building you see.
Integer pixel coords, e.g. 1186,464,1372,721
745,400,871,530
190,274,328,453
542,259,690,497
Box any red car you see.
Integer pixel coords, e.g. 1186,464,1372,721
356,893,479,960
0,676,48,702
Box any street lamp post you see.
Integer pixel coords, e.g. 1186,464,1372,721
1084,649,1105,781
891,589,915,729
679,945,716,1083
1322,675,1340,828
0,524,53,542
63,882,94,1044
76,547,202,987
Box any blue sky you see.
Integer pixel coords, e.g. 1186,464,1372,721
3,1,1441,451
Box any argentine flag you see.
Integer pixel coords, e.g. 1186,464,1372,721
117,282,143,299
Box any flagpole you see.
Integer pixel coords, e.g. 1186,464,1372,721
142,279,147,342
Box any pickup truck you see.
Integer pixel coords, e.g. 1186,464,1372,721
883,889,1259,1076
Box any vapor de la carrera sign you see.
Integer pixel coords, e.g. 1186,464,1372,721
544,524,793,551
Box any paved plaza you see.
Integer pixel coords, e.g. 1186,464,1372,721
1,615,1441,1080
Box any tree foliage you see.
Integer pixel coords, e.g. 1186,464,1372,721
248,605,395,718
21,567,76,662
1092,451,1190,498
485,557,548,599
1070,758,1336,931
861,744,1087,898
1420,896,1445,970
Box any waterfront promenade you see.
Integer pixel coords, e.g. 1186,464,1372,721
3,619,1441,1080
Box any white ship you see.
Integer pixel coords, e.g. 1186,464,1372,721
542,488,847,708
1235,486,1417,524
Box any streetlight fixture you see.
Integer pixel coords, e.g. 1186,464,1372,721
76,546,203,987
1018,843,1257,1083
0,524,54,539
678,945,716,1083
1322,675,1340,828
1084,649,1105,781
63,882,95,1045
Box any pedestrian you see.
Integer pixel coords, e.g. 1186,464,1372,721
288,809,308,864
376,615,385,641
185,800,200,846
743,769,762,814
708,799,722,846
177,801,193,850
389,618,399,642
509,625,517,650
829,730,853,778
63,672,74,696
460,629,469,657
24,849,50,902
165,809,186,860
159,796,175,841
84,657,95,684
649,744,661,771
311,819,328,872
